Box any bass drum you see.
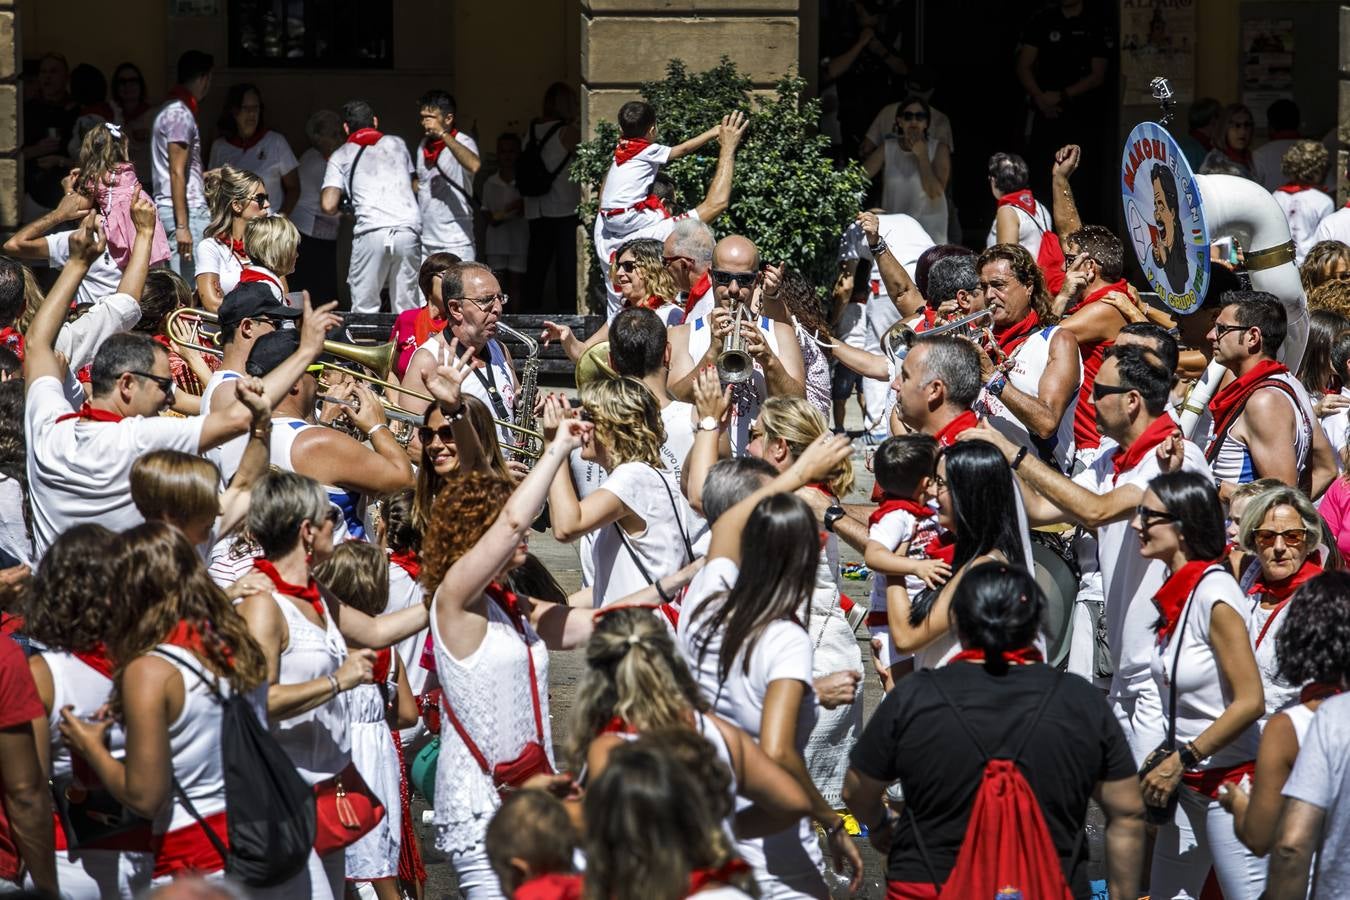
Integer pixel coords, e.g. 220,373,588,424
1030,530,1080,670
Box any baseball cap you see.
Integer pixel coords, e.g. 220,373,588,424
245,329,302,377
218,283,303,332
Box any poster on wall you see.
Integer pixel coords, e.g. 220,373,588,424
1120,0,1197,106
1241,18,1295,112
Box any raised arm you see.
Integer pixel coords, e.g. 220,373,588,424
1051,145,1082,241
543,396,630,542
2,183,90,260
691,112,749,225
444,131,481,176
667,121,722,162
859,211,924,318
216,377,272,534
683,369,731,514
24,212,104,385
117,196,159,302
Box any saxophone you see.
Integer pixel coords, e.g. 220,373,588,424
495,322,543,463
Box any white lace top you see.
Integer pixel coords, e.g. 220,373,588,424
430,591,553,856
270,592,351,784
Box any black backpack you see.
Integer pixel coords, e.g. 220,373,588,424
517,120,569,197
158,649,316,887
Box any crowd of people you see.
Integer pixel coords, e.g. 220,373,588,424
3,26,1350,900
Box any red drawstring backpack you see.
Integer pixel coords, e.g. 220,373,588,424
908,673,1075,900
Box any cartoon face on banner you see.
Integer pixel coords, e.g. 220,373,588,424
1120,121,1210,314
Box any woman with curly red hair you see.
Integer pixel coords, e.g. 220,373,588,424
422,413,597,899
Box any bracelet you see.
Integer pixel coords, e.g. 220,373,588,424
824,817,847,838
250,426,271,441
366,422,392,439
327,674,340,698
1010,446,1029,471
985,371,1008,398
869,235,889,257
1179,741,1203,769
174,224,190,233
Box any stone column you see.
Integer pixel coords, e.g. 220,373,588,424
0,0,19,237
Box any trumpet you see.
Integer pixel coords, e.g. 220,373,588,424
881,309,997,367
716,302,754,385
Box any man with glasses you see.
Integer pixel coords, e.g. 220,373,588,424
964,345,1210,761
22,217,342,558
398,261,523,446
201,282,305,484
663,219,716,321
1205,290,1335,500
666,235,805,455
246,329,415,541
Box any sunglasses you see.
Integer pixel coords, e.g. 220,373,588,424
1092,382,1134,401
1252,528,1309,550
615,260,639,274
253,193,270,206
1212,322,1249,340
129,370,174,396
899,111,929,121
418,424,456,445
710,269,758,288
1134,506,1179,529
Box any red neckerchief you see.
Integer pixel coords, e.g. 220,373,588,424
422,138,445,169
614,137,652,165
1250,558,1321,604
253,558,326,619
995,189,1038,217
1300,682,1344,704
920,306,938,330
167,85,198,117
993,309,1039,356
164,620,234,667
1110,413,1178,484
1276,182,1323,194
923,531,956,564
1207,358,1290,435
346,127,384,147
1153,560,1216,644
688,859,751,896
485,580,524,621
54,403,125,424
226,127,269,151
389,549,421,581
622,294,667,312
239,267,282,292
215,233,246,256
949,646,1043,665
932,409,978,447
0,326,23,361
513,873,583,900
1066,278,1129,317
412,306,447,347
372,648,393,685
598,716,638,736
681,270,712,318
868,496,932,528
73,642,116,679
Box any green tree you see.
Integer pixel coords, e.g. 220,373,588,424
571,58,868,307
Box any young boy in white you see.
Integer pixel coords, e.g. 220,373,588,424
414,90,480,262
861,434,947,680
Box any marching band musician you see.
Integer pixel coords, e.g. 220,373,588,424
666,235,805,455
245,329,415,540
399,260,523,448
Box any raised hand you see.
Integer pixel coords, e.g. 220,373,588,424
718,110,749,150
425,337,477,411
69,211,107,263
299,297,343,359
1052,144,1081,179
692,365,731,423
540,320,574,348
856,211,880,248
130,195,158,234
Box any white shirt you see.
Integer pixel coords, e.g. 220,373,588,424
482,172,528,258
150,98,206,209
322,136,420,236
26,376,206,558
676,557,823,888
1253,138,1300,192
415,134,479,250
599,142,669,211
685,313,779,454
976,325,1081,472
836,214,935,354
290,148,340,241
1071,426,1212,694
1322,387,1350,469
54,291,141,372
201,369,244,485
0,477,30,566
194,236,245,297
1151,565,1260,767
46,231,122,307
864,103,955,154
208,131,300,213
1311,205,1350,248
985,198,1053,260
523,119,581,219
1282,693,1350,898
880,136,948,244
1249,598,1301,723
1274,186,1335,266
590,463,697,606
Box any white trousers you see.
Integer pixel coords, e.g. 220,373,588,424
451,845,506,900
1109,677,1166,767
348,227,422,314
423,236,475,264
1151,786,1268,899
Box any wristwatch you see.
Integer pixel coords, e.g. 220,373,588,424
696,416,720,433
823,505,846,533
869,235,889,258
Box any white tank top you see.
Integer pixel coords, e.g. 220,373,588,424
270,591,351,784
1250,599,1301,723
976,325,1080,472
881,137,948,243
201,368,244,484
1286,702,1316,745
985,199,1053,259
416,334,517,447
686,314,779,456
1208,371,1315,484
42,652,122,781
269,416,362,540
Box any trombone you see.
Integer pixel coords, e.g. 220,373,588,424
165,308,543,458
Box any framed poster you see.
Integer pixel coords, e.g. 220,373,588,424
1120,0,1197,106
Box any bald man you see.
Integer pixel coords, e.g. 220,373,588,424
667,235,805,454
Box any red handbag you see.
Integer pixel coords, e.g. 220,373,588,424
312,761,385,856
441,585,553,799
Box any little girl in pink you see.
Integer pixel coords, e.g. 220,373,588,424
76,122,170,271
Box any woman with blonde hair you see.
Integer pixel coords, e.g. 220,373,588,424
240,214,300,303
75,121,170,271
547,380,699,607
195,164,269,311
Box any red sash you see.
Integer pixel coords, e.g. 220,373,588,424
153,810,228,877
682,270,712,318
1066,279,1128,451
993,310,1039,356
226,128,268,152
614,137,652,165
1110,413,1178,484
604,193,669,218
1153,560,1216,644
933,409,978,448
1182,760,1256,800
54,403,124,424
346,128,384,147
238,267,282,294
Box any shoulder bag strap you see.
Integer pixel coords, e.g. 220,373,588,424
1164,568,1220,748
431,146,482,211
171,777,230,866
345,144,369,204
611,524,673,604
151,647,225,702
471,349,513,422
652,465,694,561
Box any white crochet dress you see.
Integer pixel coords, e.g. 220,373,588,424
802,529,862,807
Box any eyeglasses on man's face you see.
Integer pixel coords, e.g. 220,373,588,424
456,293,509,312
